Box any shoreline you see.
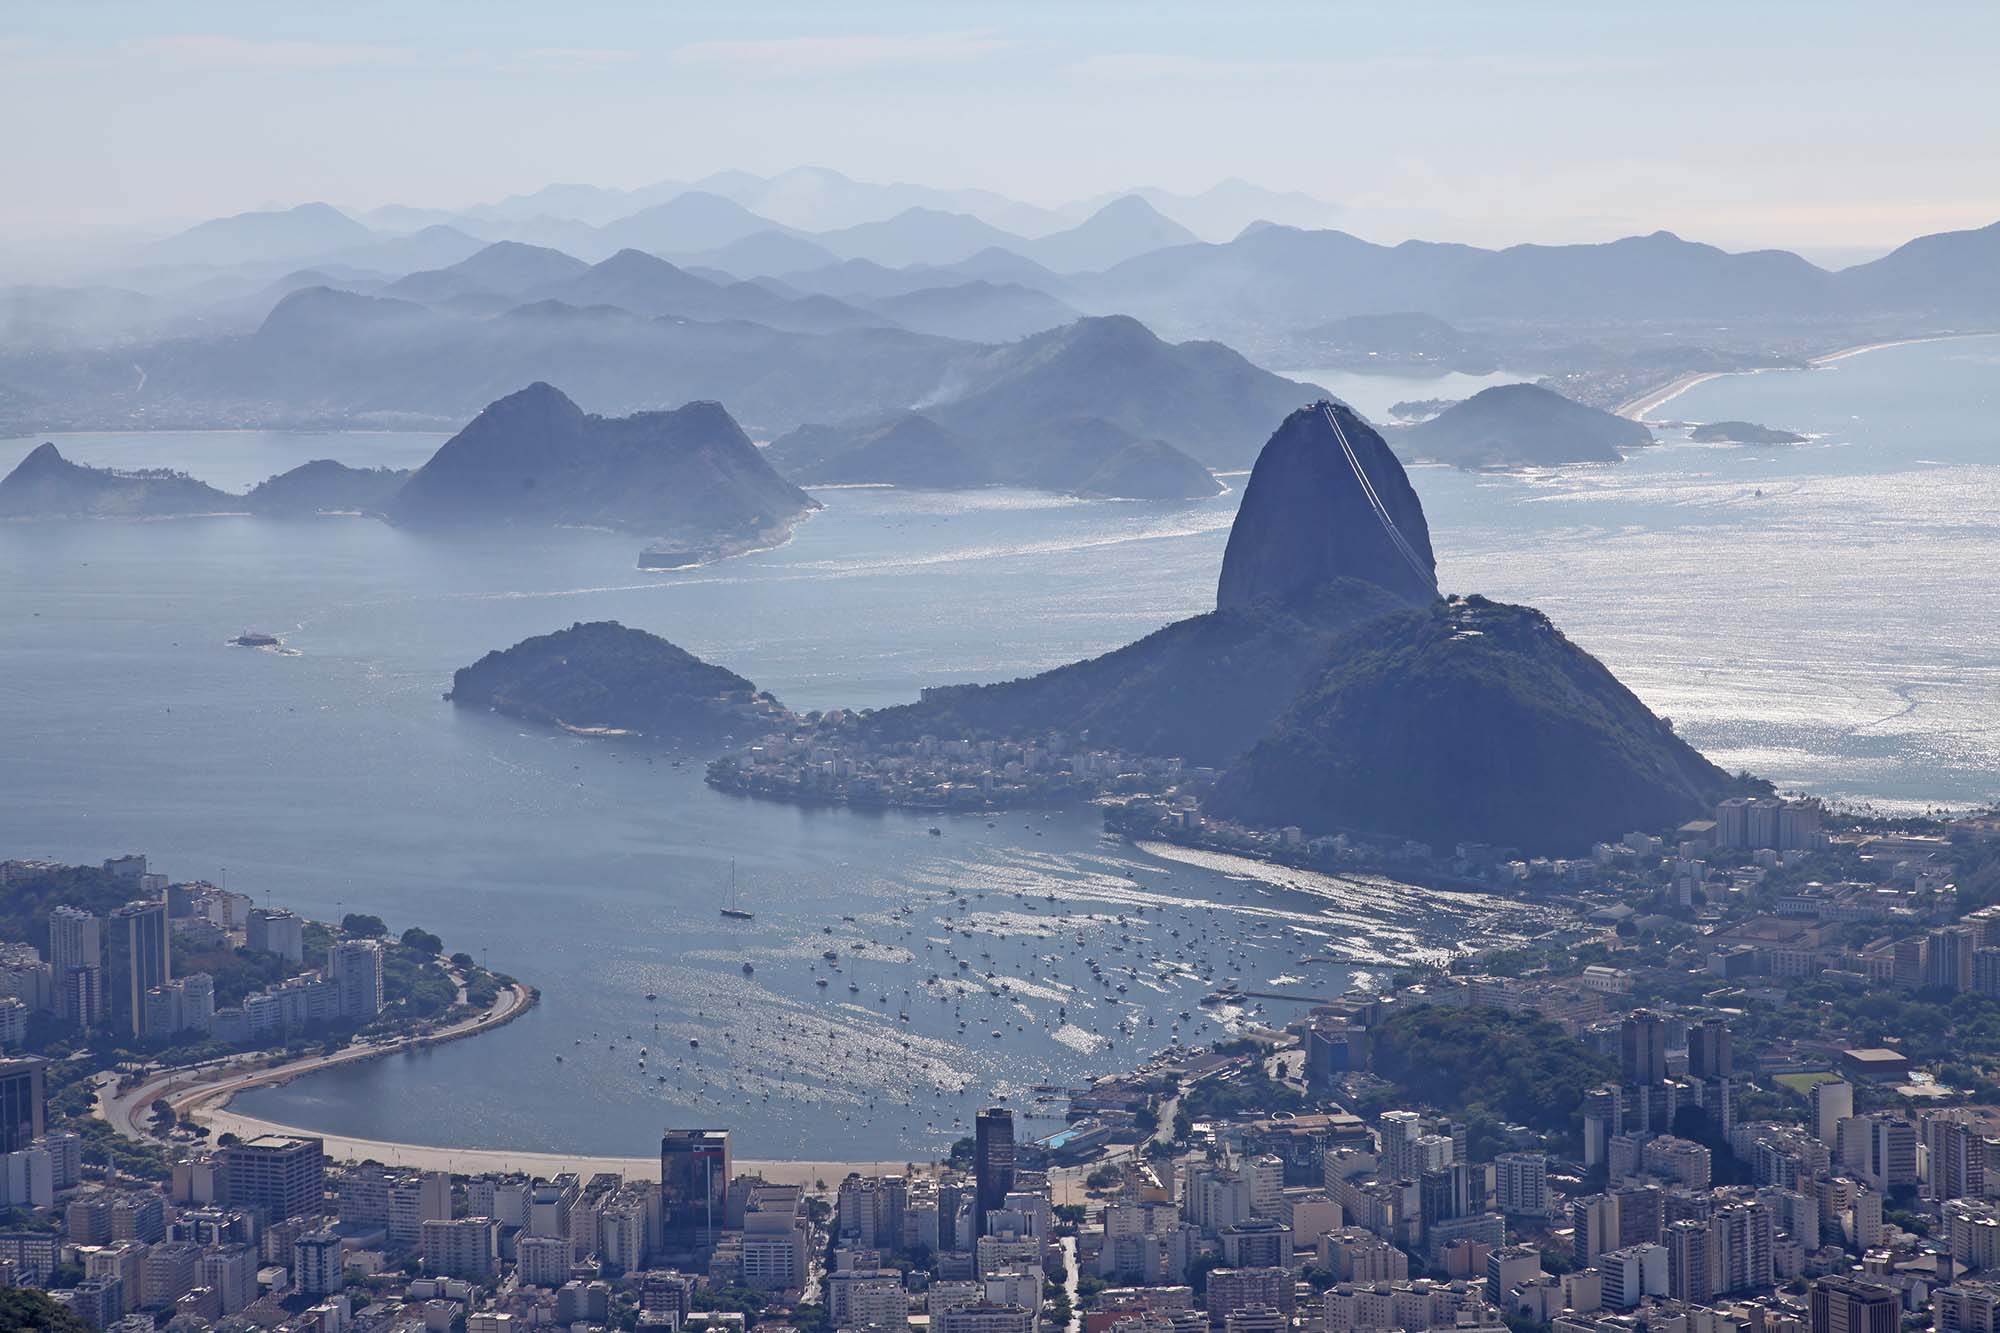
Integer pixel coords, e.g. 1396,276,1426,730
107,979,935,1189
1618,331,1998,421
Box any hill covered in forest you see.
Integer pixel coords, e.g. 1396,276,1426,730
448,620,789,740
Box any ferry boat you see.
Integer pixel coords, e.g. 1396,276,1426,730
231,630,281,647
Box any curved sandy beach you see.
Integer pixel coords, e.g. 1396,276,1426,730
1617,332,1997,421
99,981,923,1187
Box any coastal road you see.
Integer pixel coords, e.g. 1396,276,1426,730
100,978,911,1189
100,980,537,1144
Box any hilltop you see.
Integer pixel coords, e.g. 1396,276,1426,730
918,315,1324,469
1398,382,1654,467
0,443,237,519
1216,402,1437,609
245,459,410,515
388,383,819,555
448,621,786,740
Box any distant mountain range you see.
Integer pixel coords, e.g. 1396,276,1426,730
0,443,407,520
1079,223,2000,334
3,383,826,562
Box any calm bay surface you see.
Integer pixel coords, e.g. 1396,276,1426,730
0,333,1993,1158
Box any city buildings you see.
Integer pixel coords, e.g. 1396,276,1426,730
220,1134,325,1223
660,1129,731,1258
976,1106,1016,1238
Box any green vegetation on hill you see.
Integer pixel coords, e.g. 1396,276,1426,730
1362,1005,1616,1142
0,864,137,953
449,619,777,739
0,1287,90,1332
245,459,410,514
0,443,235,519
1687,420,1807,445
1398,382,1653,467
855,578,1410,766
1208,595,1730,853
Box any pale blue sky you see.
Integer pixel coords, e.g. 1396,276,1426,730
4,1,1995,252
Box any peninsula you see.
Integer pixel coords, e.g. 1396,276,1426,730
468,400,1735,855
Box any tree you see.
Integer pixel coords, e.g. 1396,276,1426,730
400,927,444,955
0,1288,89,1332
450,952,475,970
342,913,388,938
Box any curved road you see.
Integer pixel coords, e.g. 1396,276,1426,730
100,981,537,1143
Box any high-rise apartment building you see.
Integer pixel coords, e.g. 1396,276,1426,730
661,1129,730,1257
104,900,170,1038
0,1057,47,1154
49,906,103,1026
1811,1276,1898,1333
975,1107,1016,1239
1621,1013,1668,1084
222,1134,326,1222
329,939,384,1021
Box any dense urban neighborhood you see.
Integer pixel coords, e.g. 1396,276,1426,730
1,799,1998,1333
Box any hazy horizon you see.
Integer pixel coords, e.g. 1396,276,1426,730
5,0,1998,263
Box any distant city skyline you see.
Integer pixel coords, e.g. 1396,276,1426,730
3,1,1997,262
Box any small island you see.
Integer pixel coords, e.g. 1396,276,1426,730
447,619,791,740
1688,419,1809,444
1394,382,1655,467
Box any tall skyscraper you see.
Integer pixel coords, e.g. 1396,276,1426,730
1687,1017,1734,1079
1621,1012,1668,1085
0,1057,47,1153
104,900,170,1039
1811,1276,1898,1333
329,940,384,1021
48,906,102,1026
1923,1113,1988,1202
661,1129,731,1257
974,1107,1016,1238
1810,1080,1854,1144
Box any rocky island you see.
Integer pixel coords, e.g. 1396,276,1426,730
1396,381,1655,467
447,619,790,740
390,382,820,562
1688,419,1809,444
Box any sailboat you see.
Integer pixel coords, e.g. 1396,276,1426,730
719,860,755,921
